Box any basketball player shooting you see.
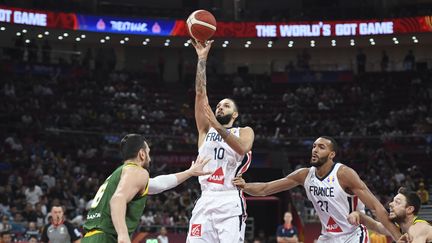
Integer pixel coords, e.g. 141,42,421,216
233,136,402,243
186,39,254,243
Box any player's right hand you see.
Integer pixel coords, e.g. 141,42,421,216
232,175,246,189
347,211,360,225
117,234,131,243
191,39,214,60
396,233,412,243
188,156,212,176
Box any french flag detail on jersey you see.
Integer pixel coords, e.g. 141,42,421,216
235,151,252,176
347,195,359,213
359,224,368,243
235,151,251,221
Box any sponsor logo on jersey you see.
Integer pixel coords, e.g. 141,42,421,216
86,212,101,220
190,224,202,237
326,217,343,232
207,167,224,184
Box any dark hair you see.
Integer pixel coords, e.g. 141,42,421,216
225,98,239,113
319,136,338,153
398,187,421,215
120,134,147,161
51,204,65,212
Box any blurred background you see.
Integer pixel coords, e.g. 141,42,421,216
0,0,431,242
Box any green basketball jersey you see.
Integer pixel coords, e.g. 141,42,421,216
84,163,148,236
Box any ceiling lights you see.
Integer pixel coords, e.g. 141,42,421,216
310,40,315,47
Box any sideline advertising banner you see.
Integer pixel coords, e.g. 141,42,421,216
1,5,431,37
0,5,77,29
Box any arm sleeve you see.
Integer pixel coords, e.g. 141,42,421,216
40,224,49,242
148,174,178,195
65,222,82,241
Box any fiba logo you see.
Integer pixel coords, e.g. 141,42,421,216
190,224,202,237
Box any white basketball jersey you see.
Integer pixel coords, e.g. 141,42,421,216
198,127,252,192
304,163,365,237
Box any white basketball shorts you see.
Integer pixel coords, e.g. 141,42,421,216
317,224,370,243
186,190,247,243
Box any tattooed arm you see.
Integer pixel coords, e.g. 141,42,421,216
192,40,214,148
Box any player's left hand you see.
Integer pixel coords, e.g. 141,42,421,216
232,175,246,189
191,39,214,60
203,102,220,128
188,156,212,176
347,211,360,225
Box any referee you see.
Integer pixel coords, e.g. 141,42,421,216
41,205,82,243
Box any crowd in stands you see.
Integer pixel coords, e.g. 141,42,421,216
0,41,431,242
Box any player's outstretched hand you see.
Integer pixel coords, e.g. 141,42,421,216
347,211,360,225
188,156,212,176
191,39,214,60
396,233,412,243
232,175,246,189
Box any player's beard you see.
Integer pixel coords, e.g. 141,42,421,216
310,154,329,168
216,113,233,125
143,158,150,171
389,211,406,224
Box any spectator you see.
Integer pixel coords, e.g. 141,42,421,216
24,181,43,206
255,229,268,243
25,221,40,240
42,40,52,64
27,38,38,63
369,230,387,243
276,212,298,243
41,205,82,243
380,51,389,71
28,235,38,243
0,216,12,232
0,197,10,217
403,50,415,70
10,212,27,237
0,231,13,243
356,49,366,73
157,226,169,243
13,36,24,61
417,181,429,205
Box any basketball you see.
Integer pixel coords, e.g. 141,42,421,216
186,10,217,42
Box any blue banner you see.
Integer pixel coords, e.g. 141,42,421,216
76,14,177,36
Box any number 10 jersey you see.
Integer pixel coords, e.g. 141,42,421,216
198,127,252,192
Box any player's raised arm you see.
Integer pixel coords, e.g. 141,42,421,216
338,166,401,241
192,40,214,145
233,168,309,196
347,211,391,236
110,166,149,243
